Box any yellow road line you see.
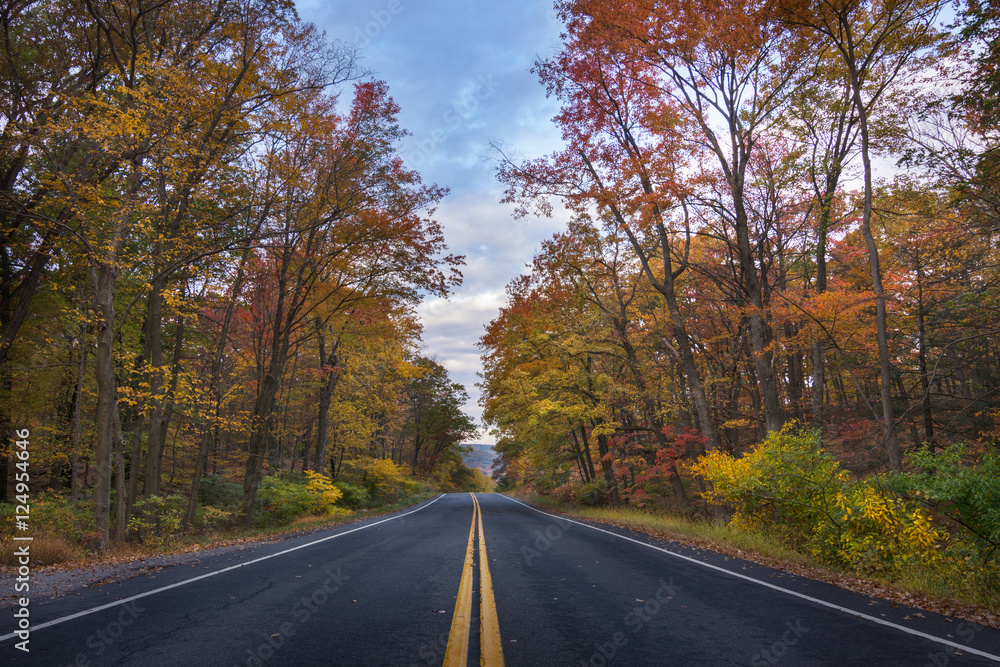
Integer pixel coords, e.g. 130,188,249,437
443,499,477,667
474,494,505,667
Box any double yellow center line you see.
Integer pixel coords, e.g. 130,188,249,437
442,493,504,667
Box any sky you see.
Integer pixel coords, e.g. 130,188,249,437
294,0,571,444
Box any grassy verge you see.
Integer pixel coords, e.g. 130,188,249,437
513,493,1000,629
1,491,439,571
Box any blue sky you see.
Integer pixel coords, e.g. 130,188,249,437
294,0,570,443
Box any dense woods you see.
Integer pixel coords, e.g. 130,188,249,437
481,0,1000,587
0,0,481,553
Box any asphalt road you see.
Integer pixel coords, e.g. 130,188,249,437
3,493,1000,666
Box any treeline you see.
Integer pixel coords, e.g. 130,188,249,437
0,0,476,551
480,0,1000,506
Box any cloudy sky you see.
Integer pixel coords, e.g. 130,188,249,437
294,0,570,443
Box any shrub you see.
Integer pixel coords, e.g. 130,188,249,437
573,479,608,507
303,470,344,515
691,425,944,574
198,505,234,530
257,472,348,525
403,479,434,496
362,458,408,501
258,476,313,525
892,444,1000,563
128,494,185,546
333,482,371,509
198,474,243,513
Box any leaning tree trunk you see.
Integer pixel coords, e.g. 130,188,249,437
848,60,901,471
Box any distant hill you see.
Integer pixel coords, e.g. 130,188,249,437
461,443,499,476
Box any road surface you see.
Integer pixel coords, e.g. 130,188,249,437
3,493,999,666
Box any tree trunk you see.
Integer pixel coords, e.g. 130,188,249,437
847,58,901,470
92,258,119,551
314,322,342,474
916,259,934,449
71,322,88,506
185,245,251,527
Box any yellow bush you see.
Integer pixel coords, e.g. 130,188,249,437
359,457,410,500
691,425,945,575
304,470,344,515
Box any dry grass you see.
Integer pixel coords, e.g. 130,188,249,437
0,532,83,567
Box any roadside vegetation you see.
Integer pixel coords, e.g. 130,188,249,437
510,427,1000,619
482,0,1000,620
1,458,493,568
0,0,487,556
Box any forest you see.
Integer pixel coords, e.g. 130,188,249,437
480,0,1000,597
0,0,485,557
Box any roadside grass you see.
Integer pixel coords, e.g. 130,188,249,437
0,491,439,570
514,493,1000,627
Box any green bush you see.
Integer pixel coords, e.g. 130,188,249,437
573,479,608,506
403,479,434,496
198,474,243,513
128,494,185,546
333,482,370,509
0,492,94,545
892,444,1000,562
195,505,234,531
256,473,350,525
257,476,313,525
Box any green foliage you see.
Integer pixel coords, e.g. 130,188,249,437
892,444,1000,562
403,478,435,496
197,505,234,531
258,473,347,525
692,426,944,574
573,479,608,506
198,474,244,514
128,495,185,546
333,482,371,509
0,492,94,545
257,476,315,525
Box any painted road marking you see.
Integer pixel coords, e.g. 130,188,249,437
443,498,477,667
474,494,504,666
501,495,1000,663
0,494,446,643
443,493,505,667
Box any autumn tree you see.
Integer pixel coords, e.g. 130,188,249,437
238,81,461,526
777,0,946,469
496,21,723,453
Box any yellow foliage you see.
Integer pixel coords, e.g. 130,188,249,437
304,471,344,515
690,426,945,574
364,458,406,483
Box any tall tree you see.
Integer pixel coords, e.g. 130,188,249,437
778,0,946,469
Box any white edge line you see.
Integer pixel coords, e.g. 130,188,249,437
1,494,445,642
501,495,1000,663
